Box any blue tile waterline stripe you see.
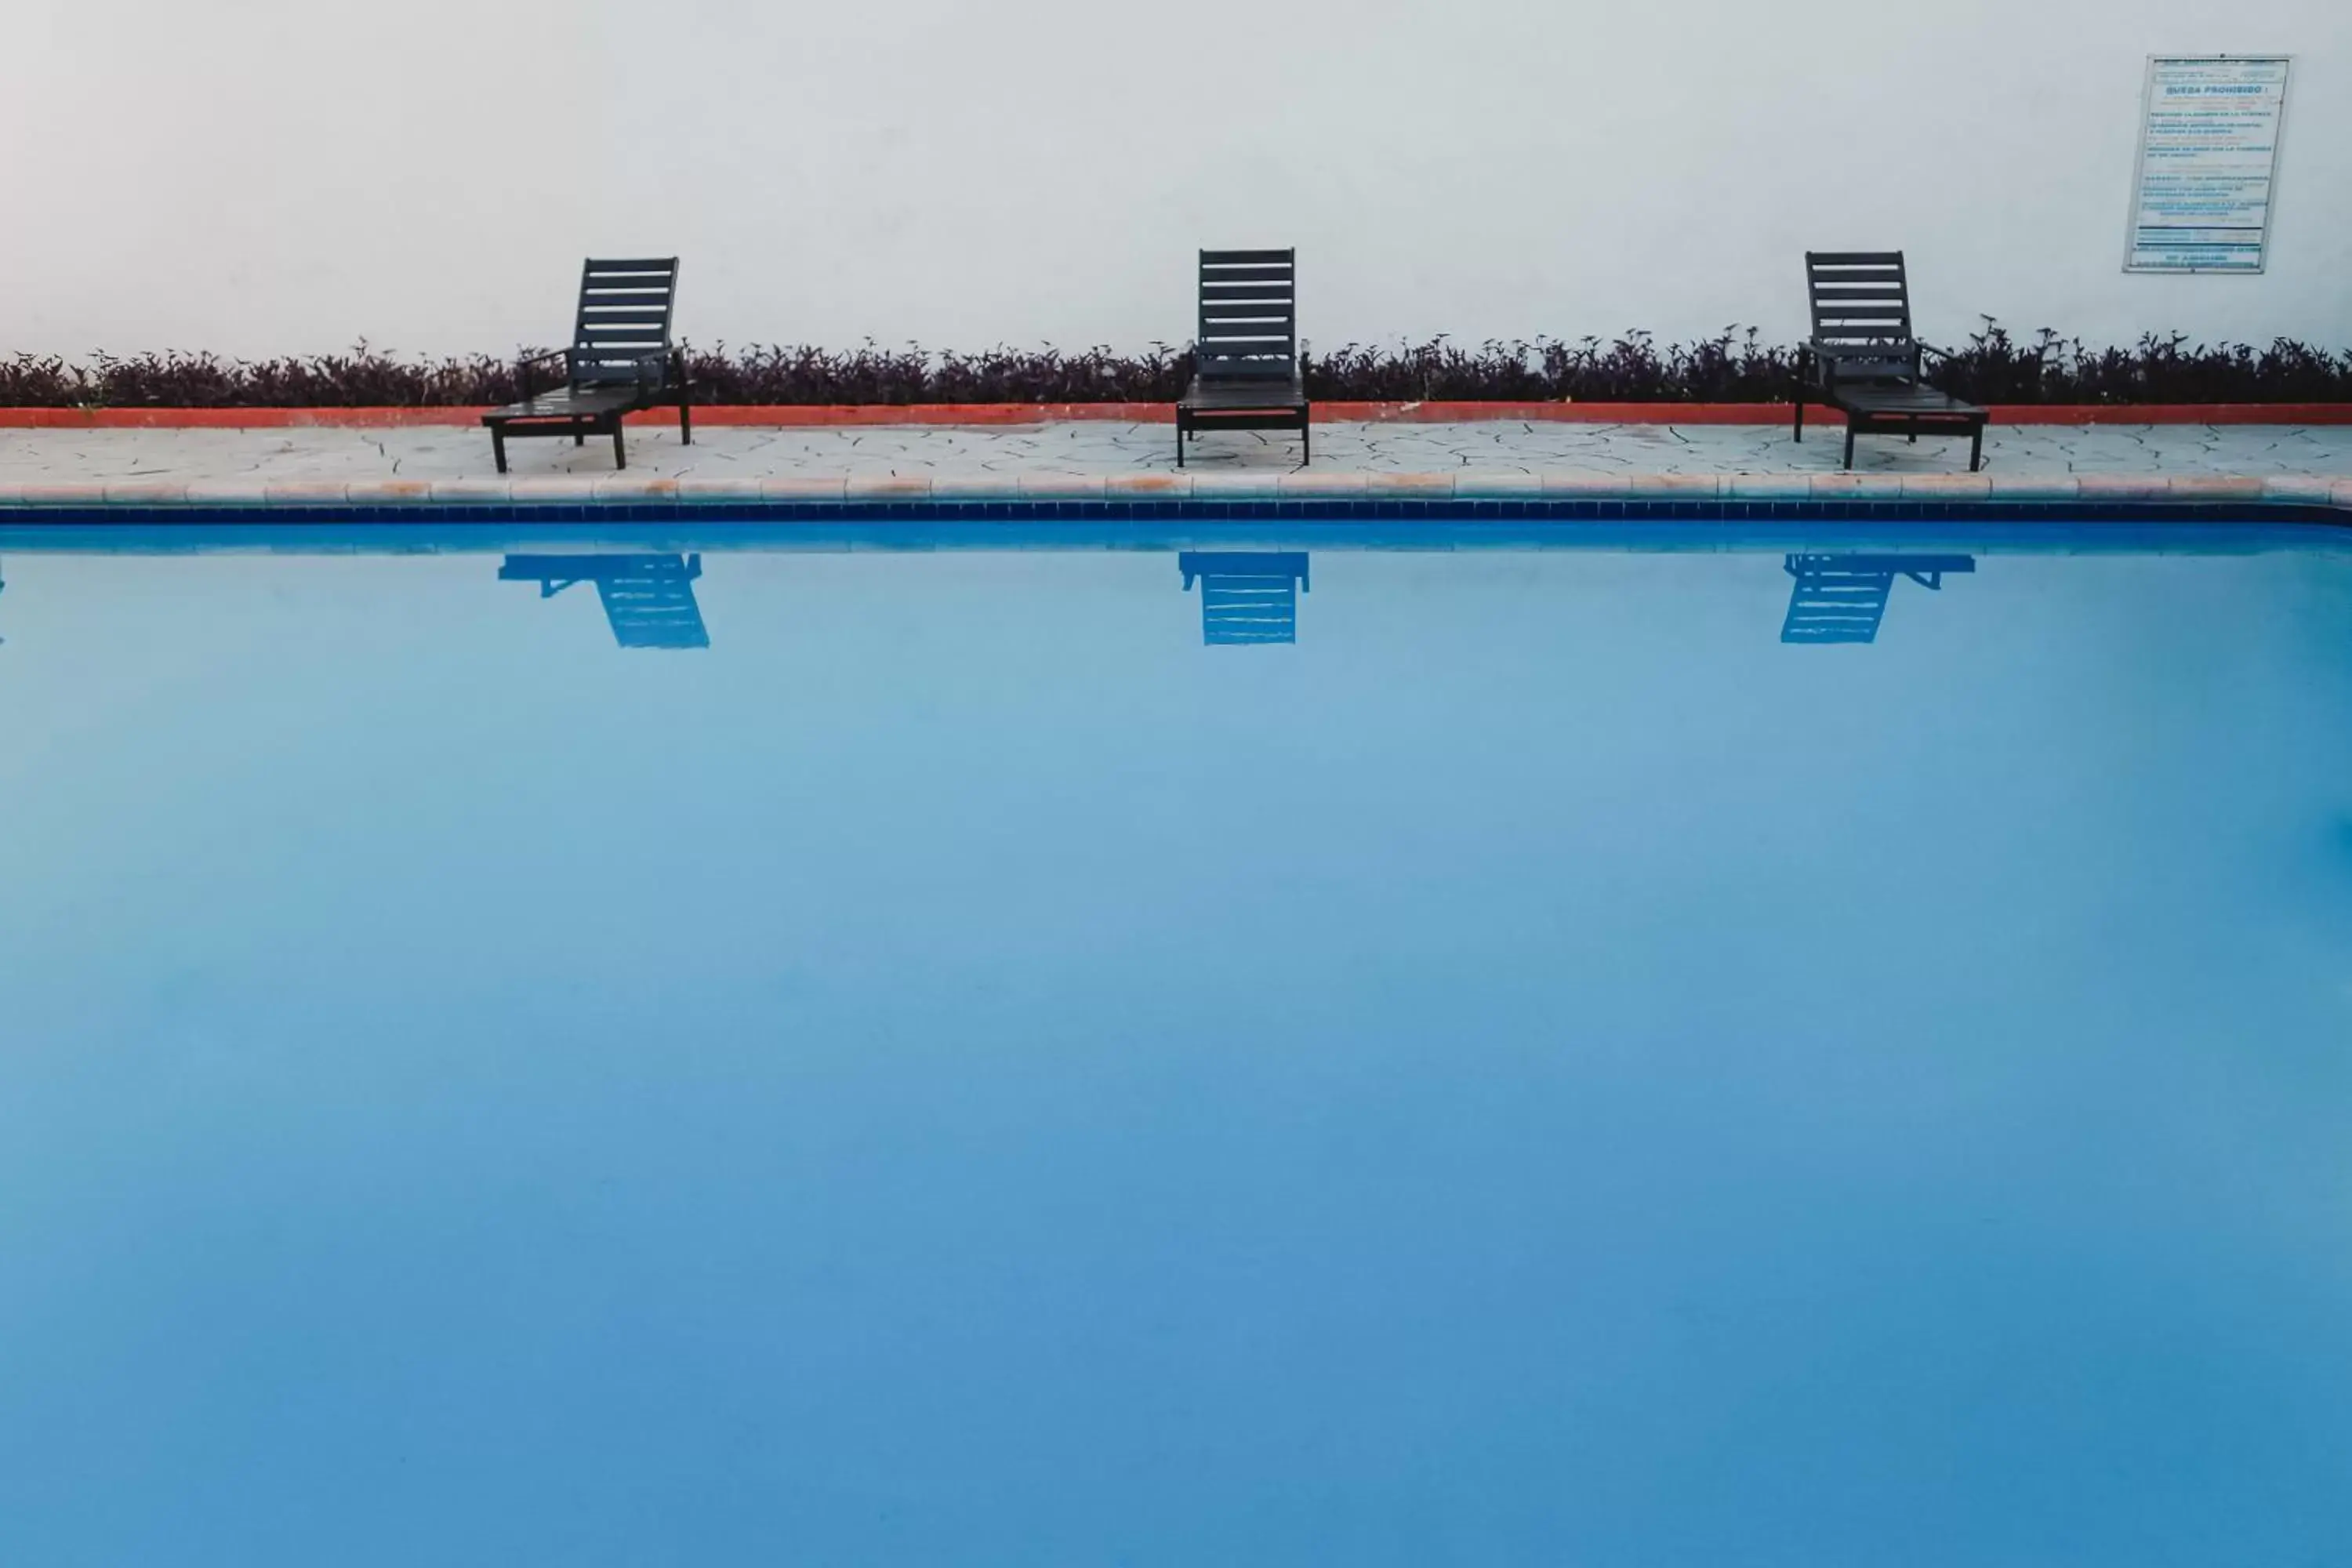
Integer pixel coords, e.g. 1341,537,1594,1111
2,499,2349,560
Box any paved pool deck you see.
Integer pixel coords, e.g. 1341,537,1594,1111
3,419,2351,507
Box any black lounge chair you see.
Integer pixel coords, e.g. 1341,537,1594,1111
1794,252,1987,471
482,258,691,474
1180,552,1309,644
1178,249,1309,467
1780,554,1974,645
499,553,710,649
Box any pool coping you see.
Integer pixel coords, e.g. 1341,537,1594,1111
1,472,2345,515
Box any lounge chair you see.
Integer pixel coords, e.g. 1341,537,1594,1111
1179,552,1310,644
1794,252,1987,471
499,554,710,649
1780,554,1974,645
482,258,691,474
1178,249,1309,466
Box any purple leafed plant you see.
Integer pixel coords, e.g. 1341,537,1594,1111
2,326,2346,408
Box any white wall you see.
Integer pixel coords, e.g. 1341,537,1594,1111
3,0,2347,360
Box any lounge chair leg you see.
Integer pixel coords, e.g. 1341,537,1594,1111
1177,419,1185,468
1301,416,1310,466
1843,426,1857,470
491,427,507,474
575,426,585,447
1793,396,1805,443
613,425,627,470
1970,426,1984,473
679,398,693,446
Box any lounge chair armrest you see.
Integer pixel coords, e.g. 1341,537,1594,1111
1807,338,1894,364
1917,342,1955,362
626,349,672,391
515,347,571,398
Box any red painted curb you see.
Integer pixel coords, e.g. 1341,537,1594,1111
4,401,2349,430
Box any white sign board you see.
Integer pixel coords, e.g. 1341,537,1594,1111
2125,56,2291,274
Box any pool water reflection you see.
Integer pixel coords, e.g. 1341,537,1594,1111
0,529,2348,1566
500,553,711,649
1780,553,1976,644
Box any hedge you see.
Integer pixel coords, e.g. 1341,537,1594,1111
4,322,2347,408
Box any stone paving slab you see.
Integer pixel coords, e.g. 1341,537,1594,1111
2,421,2350,509
6,419,2352,481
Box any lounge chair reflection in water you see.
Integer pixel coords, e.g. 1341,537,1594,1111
1179,552,1309,645
1781,554,1974,645
499,554,710,649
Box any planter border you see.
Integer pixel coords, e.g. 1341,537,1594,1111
5,401,2352,430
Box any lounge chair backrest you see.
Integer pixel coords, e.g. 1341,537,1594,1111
1196,249,1297,380
1806,251,1915,378
571,257,680,384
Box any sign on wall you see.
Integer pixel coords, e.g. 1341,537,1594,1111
2125,55,2292,274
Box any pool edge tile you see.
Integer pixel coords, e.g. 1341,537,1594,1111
673,477,767,503
1018,474,1109,500
844,475,934,502
103,481,191,506
1900,474,1994,501
1725,475,1811,500
1454,472,1544,499
1987,476,2081,502
760,477,848,502
1626,474,1724,499
430,479,514,504
347,480,437,505
263,481,354,506
1105,474,1195,499
1277,473,1373,499
1367,473,1457,499
1188,474,1283,501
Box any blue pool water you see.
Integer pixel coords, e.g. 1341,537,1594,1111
2,524,2350,1566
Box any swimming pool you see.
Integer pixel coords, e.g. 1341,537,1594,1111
2,519,2348,1565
